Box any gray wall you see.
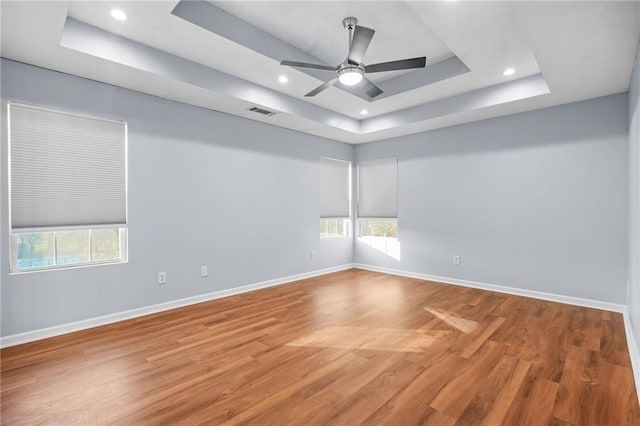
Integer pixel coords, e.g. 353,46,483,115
0,59,354,336
355,93,629,304
629,41,640,347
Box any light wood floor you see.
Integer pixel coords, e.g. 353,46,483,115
1,269,639,425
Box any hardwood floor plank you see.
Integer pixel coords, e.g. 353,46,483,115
479,358,531,425
456,355,524,424
580,361,640,425
503,378,560,425
553,345,598,424
323,359,425,426
430,341,507,418
218,351,362,425
459,316,506,359
421,408,458,426
362,349,465,424
228,351,400,425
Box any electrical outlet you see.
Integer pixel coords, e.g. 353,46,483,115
158,272,167,284
310,250,317,259
201,265,208,277
453,255,460,265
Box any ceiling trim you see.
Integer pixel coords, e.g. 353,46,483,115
60,17,361,134
60,16,550,138
363,74,550,134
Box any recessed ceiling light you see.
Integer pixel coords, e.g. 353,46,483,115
278,75,288,84
110,9,127,21
503,68,516,76
360,109,368,116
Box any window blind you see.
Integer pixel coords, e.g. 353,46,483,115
9,103,127,230
319,157,350,218
358,158,398,218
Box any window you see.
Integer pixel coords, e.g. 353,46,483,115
319,157,351,238
320,218,350,239
359,218,400,260
8,103,127,272
12,228,126,270
360,218,398,239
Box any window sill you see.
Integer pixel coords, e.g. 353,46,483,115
320,235,351,241
10,259,128,275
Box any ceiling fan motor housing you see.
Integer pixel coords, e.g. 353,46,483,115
337,64,364,86
338,64,364,76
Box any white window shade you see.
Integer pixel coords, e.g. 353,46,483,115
319,157,350,218
9,103,127,230
358,158,398,218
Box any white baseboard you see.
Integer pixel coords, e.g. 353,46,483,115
0,263,355,348
353,263,626,313
623,309,640,405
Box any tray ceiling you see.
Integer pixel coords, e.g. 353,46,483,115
1,1,638,144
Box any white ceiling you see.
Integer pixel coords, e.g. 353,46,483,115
1,1,639,144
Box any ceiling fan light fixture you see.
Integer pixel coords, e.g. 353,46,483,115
338,67,364,86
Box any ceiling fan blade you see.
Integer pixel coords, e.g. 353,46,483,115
361,77,383,98
348,26,375,65
281,60,337,71
305,77,338,97
365,57,426,73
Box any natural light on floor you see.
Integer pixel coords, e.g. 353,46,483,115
287,326,446,352
424,307,478,334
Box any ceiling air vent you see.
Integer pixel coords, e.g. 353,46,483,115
248,106,276,117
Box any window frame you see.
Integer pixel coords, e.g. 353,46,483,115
358,217,399,240
10,227,128,274
7,101,129,274
320,217,352,240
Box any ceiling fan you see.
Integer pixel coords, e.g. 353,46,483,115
280,17,426,99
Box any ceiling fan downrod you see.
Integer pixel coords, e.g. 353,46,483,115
343,16,358,49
